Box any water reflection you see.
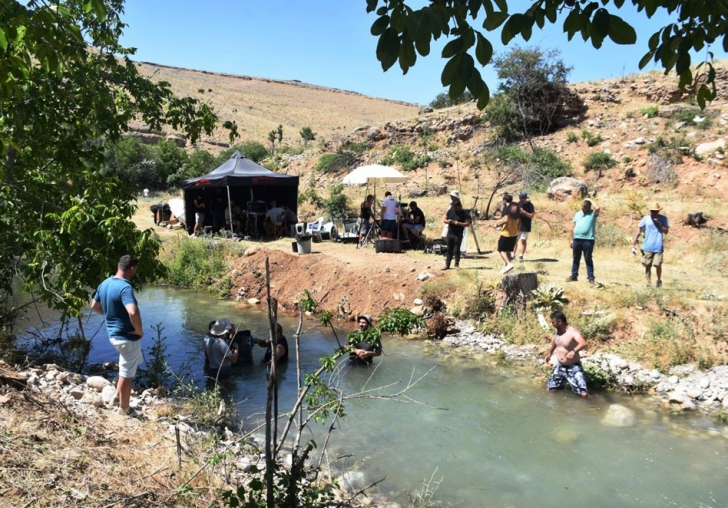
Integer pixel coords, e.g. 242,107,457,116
16,287,728,507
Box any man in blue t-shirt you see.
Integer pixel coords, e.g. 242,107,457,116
632,202,669,288
91,255,143,416
567,198,600,284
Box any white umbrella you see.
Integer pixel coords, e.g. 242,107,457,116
342,164,408,186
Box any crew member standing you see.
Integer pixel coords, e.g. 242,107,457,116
631,202,669,287
515,192,535,261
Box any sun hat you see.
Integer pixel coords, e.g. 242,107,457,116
210,318,233,336
449,190,460,198
649,202,662,211
357,315,373,326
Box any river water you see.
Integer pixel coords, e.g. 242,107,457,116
18,287,728,507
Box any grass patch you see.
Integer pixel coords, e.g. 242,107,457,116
381,145,432,172
583,151,616,174
314,152,355,173
160,237,242,289
640,105,659,118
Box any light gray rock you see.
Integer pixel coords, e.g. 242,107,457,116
86,376,111,391
81,392,104,408
695,138,726,156
650,370,662,380
248,298,261,305
547,177,588,202
69,387,85,400
101,385,117,405
700,378,711,389
602,404,636,427
417,271,432,281
413,298,423,305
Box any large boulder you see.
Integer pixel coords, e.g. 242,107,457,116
547,177,588,201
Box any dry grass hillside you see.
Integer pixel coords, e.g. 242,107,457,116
131,61,421,151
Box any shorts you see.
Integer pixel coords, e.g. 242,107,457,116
641,250,663,267
517,231,530,240
404,223,425,233
547,362,588,395
359,220,371,235
110,338,144,379
195,212,205,224
498,235,517,252
381,219,397,234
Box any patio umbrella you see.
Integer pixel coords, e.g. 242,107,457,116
343,164,408,223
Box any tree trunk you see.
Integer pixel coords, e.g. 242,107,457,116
498,272,538,314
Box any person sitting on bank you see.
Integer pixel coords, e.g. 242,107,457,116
225,199,244,234
401,200,426,241
204,319,239,377
349,315,383,366
255,323,289,364
264,200,285,238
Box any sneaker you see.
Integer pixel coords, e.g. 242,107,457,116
115,406,134,417
454,265,460,269
656,280,662,288
441,265,450,271
518,255,524,262
565,276,578,282
588,279,595,285
500,263,514,274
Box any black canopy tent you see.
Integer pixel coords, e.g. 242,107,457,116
182,150,299,235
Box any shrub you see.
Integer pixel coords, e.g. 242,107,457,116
583,152,616,174
322,183,350,220
674,107,714,130
429,90,474,109
580,129,603,147
566,131,578,143
482,93,521,141
640,105,659,118
377,308,425,336
314,153,354,173
343,140,370,154
490,144,571,190
381,145,431,171
161,237,239,289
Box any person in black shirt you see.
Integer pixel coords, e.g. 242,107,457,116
359,194,374,244
442,200,471,270
515,192,536,261
349,315,382,365
255,323,289,364
401,200,426,241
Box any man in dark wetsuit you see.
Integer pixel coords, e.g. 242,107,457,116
255,323,289,364
545,310,589,398
349,315,382,366
441,200,471,270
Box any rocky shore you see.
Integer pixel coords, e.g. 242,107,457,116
442,321,728,417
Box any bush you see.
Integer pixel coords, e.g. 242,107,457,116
380,145,431,171
640,105,659,118
566,131,578,143
314,153,354,173
482,93,521,141
580,129,603,147
429,90,474,109
322,183,350,220
161,237,240,289
343,140,370,154
583,152,616,174
489,144,571,190
674,107,714,130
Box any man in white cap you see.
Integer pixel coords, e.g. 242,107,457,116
631,202,669,287
204,318,239,377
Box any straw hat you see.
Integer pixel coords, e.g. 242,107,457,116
649,202,663,212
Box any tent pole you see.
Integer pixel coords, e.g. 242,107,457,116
226,185,233,236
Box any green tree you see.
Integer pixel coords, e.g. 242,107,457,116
299,126,316,145
0,0,232,320
366,0,720,108
487,46,571,141
429,90,474,109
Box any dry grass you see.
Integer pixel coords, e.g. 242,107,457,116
0,387,228,507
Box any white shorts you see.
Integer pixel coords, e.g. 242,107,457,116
517,231,530,240
110,338,143,379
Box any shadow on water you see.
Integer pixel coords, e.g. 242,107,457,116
17,286,728,507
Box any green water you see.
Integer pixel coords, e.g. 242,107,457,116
18,287,728,507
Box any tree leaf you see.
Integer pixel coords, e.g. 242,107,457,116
501,13,524,45
475,33,493,66
606,14,636,45
415,35,431,56
407,9,430,41
442,37,464,59
592,9,610,38
476,84,491,110
371,15,390,36
376,28,400,71
483,11,508,31
638,51,654,69
0,28,6,51
441,54,461,86
366,0,379,13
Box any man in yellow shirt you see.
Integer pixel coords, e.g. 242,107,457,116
494,202,520,274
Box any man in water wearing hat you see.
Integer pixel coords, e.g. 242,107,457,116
632,202,669,288
204,319,239,377
515,192,535,262
349,315,382,365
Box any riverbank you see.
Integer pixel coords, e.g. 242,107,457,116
441,320,728,417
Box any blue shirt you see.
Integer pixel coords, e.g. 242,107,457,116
573,210,597,240
639,214,669,253
93,276,139,341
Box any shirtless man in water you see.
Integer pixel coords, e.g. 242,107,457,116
545,310,589,398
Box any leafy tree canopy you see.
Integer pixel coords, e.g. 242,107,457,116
0,0,232,319
367,0,721,108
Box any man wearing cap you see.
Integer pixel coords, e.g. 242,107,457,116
442,200,471,270
91,255,143,415
349,315,383,365
632,203,669,288
380,191,401,239
515,192,535,261
204,318,239,377
567,198,600,284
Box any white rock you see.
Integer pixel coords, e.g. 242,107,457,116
417,271,432,281
413,298,423,305
668,375,679,384
410,305,424,316
101,385,117,405
695,138,726,156
69,387,85,400
236,457,252,472
81,392,104,408
601,404,636,427
634,137,646,144
650,370,662,380
248,298,261,305
700,378,711,389
686,388,703,400
86,376,111,391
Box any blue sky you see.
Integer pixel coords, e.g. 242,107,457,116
119,1,724,105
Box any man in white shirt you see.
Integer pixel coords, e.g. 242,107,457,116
380,192,400,239
264,200,285,237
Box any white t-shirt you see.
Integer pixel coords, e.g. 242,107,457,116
382,196,399,220
266,207,285,223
